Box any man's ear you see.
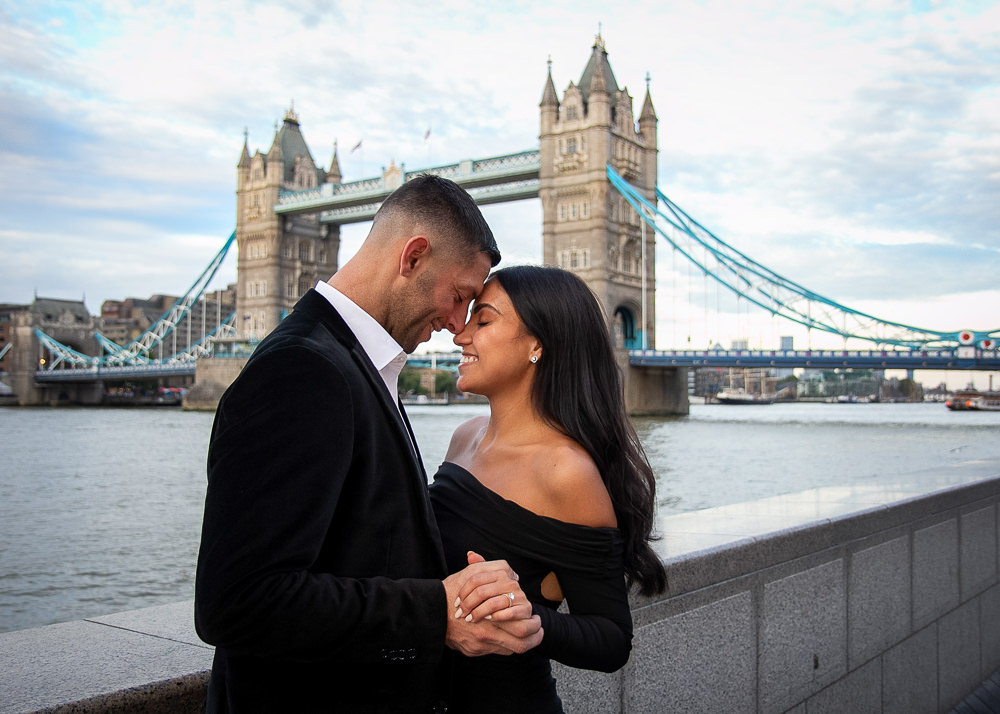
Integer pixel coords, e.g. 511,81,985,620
398,236,430,276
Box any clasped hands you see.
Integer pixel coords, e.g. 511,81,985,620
442,551,543,657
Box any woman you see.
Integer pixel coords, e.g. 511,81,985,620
429,265,667,713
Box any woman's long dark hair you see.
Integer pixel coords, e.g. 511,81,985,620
491,265,667,596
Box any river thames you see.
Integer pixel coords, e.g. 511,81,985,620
1,402,998,634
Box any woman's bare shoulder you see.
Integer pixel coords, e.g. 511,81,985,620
444,415,489,461
535,441,616,528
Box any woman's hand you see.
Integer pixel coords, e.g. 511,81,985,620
449,551,533,623
442,551,542,657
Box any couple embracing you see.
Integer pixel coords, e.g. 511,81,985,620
194,175,667,713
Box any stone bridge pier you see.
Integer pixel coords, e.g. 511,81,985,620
618,350,689,416
7,297,102,406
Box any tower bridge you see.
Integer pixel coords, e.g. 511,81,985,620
272,150,542,221
233,35,658,353
12,36,999,409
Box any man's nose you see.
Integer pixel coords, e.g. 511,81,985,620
453,321,471,345
446,304,469,334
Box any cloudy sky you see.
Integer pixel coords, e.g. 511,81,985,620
1,0,998,383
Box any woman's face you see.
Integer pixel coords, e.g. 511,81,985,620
452,280,540,397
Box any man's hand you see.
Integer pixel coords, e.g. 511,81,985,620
442,552,543,656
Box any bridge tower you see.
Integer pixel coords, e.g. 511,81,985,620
9,298,102,405
539,35,658,349
235,107,341,340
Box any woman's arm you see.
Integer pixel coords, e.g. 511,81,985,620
533,550,633,672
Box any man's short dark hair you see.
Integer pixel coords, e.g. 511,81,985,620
374,174,501,267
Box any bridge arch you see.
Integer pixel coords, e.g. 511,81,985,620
613,302,642,350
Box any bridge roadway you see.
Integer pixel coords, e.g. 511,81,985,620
629,347,1000,370
33,363,196,382
29,347,1000,383
409,347,1000,370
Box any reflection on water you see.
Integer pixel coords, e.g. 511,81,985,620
0,402,997,633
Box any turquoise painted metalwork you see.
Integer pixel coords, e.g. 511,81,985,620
35,232,237,372
606,165,999,350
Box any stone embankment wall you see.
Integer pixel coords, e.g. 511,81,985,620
2,471,997,713
556,473,1000,713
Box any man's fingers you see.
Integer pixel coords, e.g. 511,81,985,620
494,621,544,655
445,616,544,657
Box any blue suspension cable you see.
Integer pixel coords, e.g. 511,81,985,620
607,165,999,349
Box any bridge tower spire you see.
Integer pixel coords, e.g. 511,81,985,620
234,107,341,340
539,37,658,349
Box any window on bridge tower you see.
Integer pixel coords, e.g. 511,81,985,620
559,249,591,270
566,138,576,154
567,106,578,121
622,241,636,275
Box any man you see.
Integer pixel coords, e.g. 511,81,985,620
195,175,542,712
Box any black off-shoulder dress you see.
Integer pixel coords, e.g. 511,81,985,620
429,462,633,714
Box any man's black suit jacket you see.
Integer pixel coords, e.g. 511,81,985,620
195,289,451,712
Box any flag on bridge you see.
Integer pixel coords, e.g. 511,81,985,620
424,128,431,140
351,140,362,153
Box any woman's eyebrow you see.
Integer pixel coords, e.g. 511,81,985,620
472,302,500,315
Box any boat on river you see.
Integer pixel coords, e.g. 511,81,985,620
946,390,1000,411
716,389,775,405
715,367,777,405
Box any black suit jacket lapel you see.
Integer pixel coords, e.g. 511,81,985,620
344,345,446,572
296,290,420,472
294,290,447,569
397,399,425,473
347,342,424,474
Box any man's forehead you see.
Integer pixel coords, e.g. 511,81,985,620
456,253,493,295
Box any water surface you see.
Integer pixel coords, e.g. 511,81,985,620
1,402,997,633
